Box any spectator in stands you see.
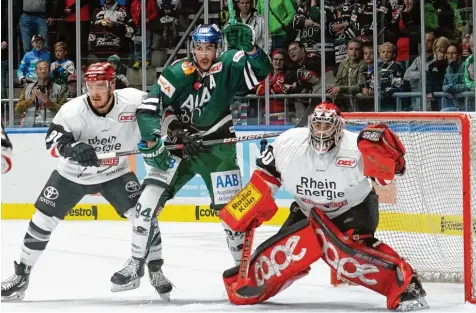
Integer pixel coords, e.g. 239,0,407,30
18,0,54,52
15,60,67,127
234,0,268,51
17,35,51,86
394,0,421,67
426,36,451,110
327,39,367,112
404,32,436,110
359,41,375,111
292,0,335,84
463,35,474,91
130,0,159,69
107,54,130,88
330,0,357,69
157,0,181,49
285,40,320,117
425,0,462,41
378,42,404,111
50,42,76,85
66,74,78,98
89,0,136,61
256,0,297,50
255,49,289,124
442,44,469,110
56,0,94,64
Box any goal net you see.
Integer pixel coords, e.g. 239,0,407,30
342,112,476,304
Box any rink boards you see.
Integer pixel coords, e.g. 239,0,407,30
1,125,473,237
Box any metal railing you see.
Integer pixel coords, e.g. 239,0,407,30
4,91,474,128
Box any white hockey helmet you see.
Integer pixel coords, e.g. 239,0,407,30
308,102,345,154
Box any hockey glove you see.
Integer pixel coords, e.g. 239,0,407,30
224,23,255,52
357,124,406,181
63,142,101,167
168,121,205,157
138,138,171,171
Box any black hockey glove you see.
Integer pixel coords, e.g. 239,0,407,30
167,120,205,157
62,142,101,167
170,129,204,157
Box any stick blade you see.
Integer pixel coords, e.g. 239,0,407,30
235,285,265,298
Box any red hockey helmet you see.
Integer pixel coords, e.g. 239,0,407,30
84,62,116,83
308,102,345,154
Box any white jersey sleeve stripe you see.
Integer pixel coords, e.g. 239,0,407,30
138,104,157,111
246,61,259,86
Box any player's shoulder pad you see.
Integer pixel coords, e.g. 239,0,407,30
58,94,89,118
157,59,192,98
115,87,148,106
340,129,359,151
273,127,309,149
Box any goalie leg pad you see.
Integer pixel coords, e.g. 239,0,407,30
223,219,321,305
309,208,414,310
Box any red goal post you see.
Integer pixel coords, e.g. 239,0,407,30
329,112,476,304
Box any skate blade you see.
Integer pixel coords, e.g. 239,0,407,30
1,291,25,302
111,278,141,292
159,292,170,302
396,297,429,311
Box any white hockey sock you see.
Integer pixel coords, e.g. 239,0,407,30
131,184,164,260
221,220,245,265
20,210,60,267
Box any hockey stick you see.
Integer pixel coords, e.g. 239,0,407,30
233,104,315,299
96,131,286,166
228,0,236,25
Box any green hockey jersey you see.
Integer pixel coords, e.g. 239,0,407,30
137,49,272,141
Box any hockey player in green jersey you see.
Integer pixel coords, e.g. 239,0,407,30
110,23,272,299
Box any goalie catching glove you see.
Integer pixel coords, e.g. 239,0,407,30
357,124,406,181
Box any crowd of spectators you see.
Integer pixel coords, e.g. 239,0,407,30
1,0,476,126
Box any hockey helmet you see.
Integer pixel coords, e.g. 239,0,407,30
84,62,116,83
308,102,345,154
192,24,222,45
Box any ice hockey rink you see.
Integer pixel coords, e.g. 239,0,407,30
1,220,474,313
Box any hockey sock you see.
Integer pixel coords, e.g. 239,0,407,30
221,220,245,265
131,184,164,260
146,209,163,263
19,209,60,267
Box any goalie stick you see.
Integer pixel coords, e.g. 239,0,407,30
233,103,315,299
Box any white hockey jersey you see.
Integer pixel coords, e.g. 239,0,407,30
257,127,373,219
46,88,148,185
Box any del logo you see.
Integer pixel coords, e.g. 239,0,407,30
226,183,261,220
119,112,136,122
336,158,357,168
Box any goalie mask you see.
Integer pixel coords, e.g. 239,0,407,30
308,102,345,154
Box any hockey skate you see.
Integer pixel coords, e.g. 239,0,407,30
110,257,144,292
396,274,429,311
148,259,173,301
1,261,31,302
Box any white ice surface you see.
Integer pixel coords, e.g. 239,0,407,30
1,221,474,312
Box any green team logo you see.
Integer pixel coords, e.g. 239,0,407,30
180,75,217,123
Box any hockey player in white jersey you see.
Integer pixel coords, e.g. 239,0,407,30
1,62,169,301
219,102,428,311
1,123,13,174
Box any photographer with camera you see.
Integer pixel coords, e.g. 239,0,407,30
16,61,67,127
